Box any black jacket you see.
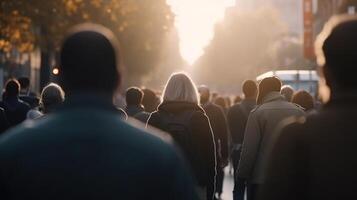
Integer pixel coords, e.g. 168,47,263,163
0,97,30,127
258,95,357,200
125,105,150,123
227,98,256,146
0,108,9,133
148,101,216,199
125,104,145,117
202,102,229,163
0,95,198,200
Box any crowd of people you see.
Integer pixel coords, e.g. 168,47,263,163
0,15,356,200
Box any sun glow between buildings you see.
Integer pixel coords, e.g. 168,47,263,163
167,0,236,65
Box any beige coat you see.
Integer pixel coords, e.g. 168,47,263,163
237,92,305,183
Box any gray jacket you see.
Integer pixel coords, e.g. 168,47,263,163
237,92,305,183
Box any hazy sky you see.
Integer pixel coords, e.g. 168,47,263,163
167,0,235,64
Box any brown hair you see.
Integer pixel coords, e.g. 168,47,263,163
256,76,282,105
292,90,314,111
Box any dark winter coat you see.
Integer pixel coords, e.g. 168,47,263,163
19,95,39,109
125,104,145,117
0,97,30,127
227,98,256,146
202,102,229,163
148,101,216,199
0,107,9,133
0,95,198,200
258,94,357,200
125,104,150,123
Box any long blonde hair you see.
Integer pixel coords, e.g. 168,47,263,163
162,72,200,104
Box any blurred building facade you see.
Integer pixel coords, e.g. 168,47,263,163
234,0,303,37
314,0,356,38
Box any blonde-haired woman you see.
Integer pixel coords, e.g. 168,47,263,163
147,72,216,200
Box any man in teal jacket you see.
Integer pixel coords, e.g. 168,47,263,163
0,24,198,200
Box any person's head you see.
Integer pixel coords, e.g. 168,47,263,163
40,83,65,114
280,85,295,102
292,90,315,112
225,96,232,107
214,96,227,109
242,80,258,99
125,87,144,106
315,15,357,97
4,79,20,98
142,88,159,113
234,95,242,104
257,76,282,105
60,23,121,97
162,72,200,104
18,77,30,91
211,92,218,101
198,85,210,104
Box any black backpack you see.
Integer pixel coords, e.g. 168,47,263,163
158,110,196,157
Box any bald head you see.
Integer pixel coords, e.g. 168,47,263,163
60,24,121,95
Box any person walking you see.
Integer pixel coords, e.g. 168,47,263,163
0,24,198,200
258,15,357,200
0,79,31,127
237,76,304,200
148,73,216,200
198,86,229,200
125,87,150,123
227,80,257,200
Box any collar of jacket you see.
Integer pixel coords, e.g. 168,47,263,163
262,91,285,104
158,101,204,114
60,93,117,112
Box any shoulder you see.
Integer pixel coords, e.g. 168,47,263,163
19,100,31,109
115,107,128,120
250,104,262,114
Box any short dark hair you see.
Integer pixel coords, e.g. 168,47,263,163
242,80,257,98
316,15,357,89
18,77,30,90
60,24,121,95
292,90,314,111
126,87,143,106
142,88,159,112
257,76,282,104
5,79,20,97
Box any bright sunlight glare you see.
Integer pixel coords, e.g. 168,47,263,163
167,0,236,65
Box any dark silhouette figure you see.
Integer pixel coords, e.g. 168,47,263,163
227,80,257,200
234,95,242,104
198,86,229,200
214,96,228,114
237,76,304,200
142,88,160,113
0,79,31,127
148,73,216,200
18,76,39,108
258,15,357,200
0,107,9,133
39,83,65,114
125,87,150,123
0,24,198,200
291,90,315,112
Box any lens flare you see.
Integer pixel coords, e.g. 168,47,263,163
167,0,235,65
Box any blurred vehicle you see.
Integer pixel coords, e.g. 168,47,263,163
256,70,319,97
